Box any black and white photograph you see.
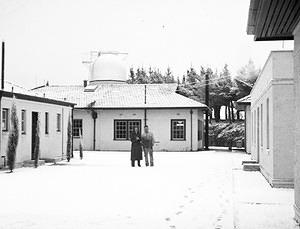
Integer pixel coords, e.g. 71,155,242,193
0,0,300,228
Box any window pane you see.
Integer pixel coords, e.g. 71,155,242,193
2,109,9,131
114,120,141,140
171,120,186,140
115,121,127,140
21,110,26,134
73,119,83,137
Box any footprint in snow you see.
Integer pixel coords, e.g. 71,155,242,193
176,211,182,215
165,217,171,221
169,225,176,229
179,205,184,208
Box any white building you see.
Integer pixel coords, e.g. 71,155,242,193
0,82,74,167
250,51,294,188
33,53,207,151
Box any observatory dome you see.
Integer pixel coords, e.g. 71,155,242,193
90,53,127,84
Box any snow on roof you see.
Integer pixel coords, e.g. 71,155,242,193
32,83,207,109
1,81,75,106
237,95,251,105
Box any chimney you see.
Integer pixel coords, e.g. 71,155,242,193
83,80,88,87
1,41,4,90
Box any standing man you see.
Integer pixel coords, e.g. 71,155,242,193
141,125,155,167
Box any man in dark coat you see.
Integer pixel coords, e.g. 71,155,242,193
130,127,143,167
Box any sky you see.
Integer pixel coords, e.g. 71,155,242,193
0,0,294,89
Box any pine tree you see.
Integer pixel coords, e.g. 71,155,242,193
6,101,19,172
66,115,72,162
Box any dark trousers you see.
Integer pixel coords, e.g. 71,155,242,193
131,160,141,167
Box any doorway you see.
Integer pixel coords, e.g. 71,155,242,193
31,112,38,160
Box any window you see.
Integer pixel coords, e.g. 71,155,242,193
261,104,263,146
73,119,83,137
21,110,26,134
57,113,61,132
267,98,270,149
2,108,9,131
171,119,186,141
45,112,49,134
114,120,141,140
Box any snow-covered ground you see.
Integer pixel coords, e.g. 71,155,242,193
0,150,298,229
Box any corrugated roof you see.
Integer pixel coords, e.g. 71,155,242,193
32,83,207,109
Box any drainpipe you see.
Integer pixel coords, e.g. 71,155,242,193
190,109,193,151
71,107,74,158
92,110,97,151
1,41,4,90
0,91,2,165
62,107,64,159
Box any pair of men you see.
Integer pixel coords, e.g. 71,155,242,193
130,125,155,167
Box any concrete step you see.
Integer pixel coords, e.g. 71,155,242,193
23,160,45,167
242,160,258,165
41,158,60,164
243,163,260,171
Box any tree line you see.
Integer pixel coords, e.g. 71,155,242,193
127,60,260,122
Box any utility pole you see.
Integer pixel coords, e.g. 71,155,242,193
205,73,209,150
1,41,4,90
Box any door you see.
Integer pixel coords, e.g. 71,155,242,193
31,112,38,160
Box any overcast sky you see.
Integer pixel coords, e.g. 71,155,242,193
0,0,294,88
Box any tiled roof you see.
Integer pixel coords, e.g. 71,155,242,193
237,95,251,104
32,83,207,109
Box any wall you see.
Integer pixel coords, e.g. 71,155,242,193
293,22,300,222
1,96,72,165
250,51,294,187
73,108,204,152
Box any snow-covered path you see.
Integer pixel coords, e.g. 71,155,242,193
0,150,297,229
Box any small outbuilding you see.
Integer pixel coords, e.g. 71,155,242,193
0,82,74,167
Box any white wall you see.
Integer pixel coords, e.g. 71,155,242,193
250,51,294,187
0,96,72,165
73,108,204,152
293,22,300,222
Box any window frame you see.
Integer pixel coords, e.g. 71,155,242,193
73,119,83,138
56,113,61,132
21,109,26,134
2,108,9,132
113,119,141,141
171,119,186,141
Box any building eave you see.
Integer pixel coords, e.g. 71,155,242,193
247,0,300,41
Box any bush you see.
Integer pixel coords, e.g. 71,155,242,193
6,102,19,172
209,121,245,147
33,118,40,168
66,115,72,162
